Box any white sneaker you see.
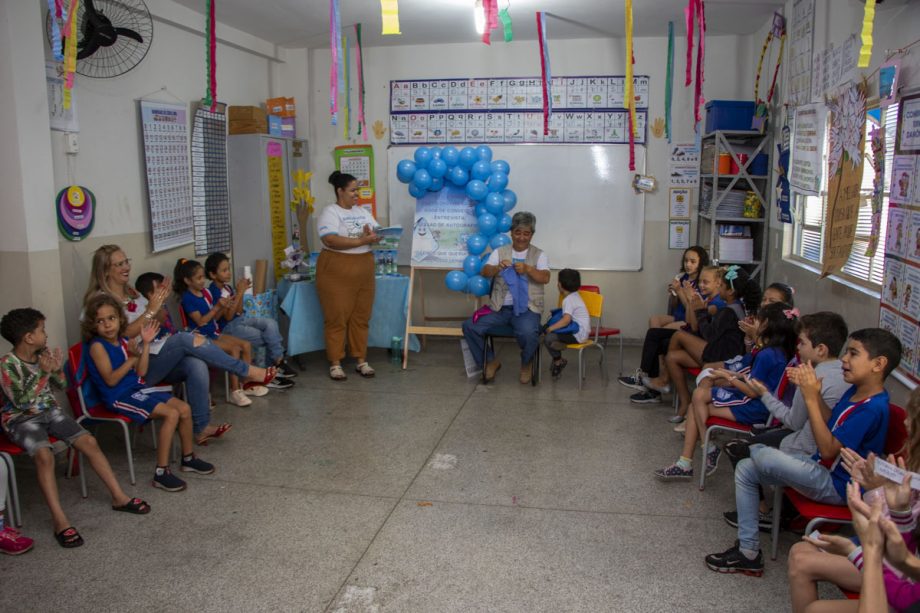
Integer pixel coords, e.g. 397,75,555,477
229,389,252,407
243,385,269,397
673,421,687,433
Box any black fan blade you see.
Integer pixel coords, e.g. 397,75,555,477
114,27,143,44
77,37,100,59
83,0,104,26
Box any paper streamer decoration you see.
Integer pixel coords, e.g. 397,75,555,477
343,33,350,139
625,0,636,171
665,21,674,143
499,6,513,42
56,186,96,241
753,14,785,132
858,0,875,68
481,0,499,45
536,12,552,136
684,0,706,127
62,0,79,110
355,24,367,140
329,0,342,125
380,0,401,35
202,0,218,111
48,0,63,61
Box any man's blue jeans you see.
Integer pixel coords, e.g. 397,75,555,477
461,306,541,368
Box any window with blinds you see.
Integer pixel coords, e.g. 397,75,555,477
789,105,898,288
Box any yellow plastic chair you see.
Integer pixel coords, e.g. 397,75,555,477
557,290,608,390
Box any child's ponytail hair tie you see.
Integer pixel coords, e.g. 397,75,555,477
783,307,800,320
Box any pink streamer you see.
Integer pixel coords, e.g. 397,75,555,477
694,1,706,125
684,3,693,87
482,0,498,45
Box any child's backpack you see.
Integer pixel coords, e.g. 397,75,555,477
543,308,580,336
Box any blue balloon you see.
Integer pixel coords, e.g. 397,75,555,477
428,158,448,178
490,160,510,175
478,213,498,236
462,254,482,277
441,146,459,167
474,203,487,217
487,172,508,192
458,147,477,169
467,274,491,297
467,233,488,255
396,159,417,184
413,168,432,190
466,179,488,201
502,189,517,212
484,192,505,216
481,251,492,264
490,233,511,249
471,160,491,182
414,147,432,167
476,145,493,162
408,182,426,198
428,176,444,191
445,270,469,292
498,213,512,232
449,166,469,186
429,147,441,162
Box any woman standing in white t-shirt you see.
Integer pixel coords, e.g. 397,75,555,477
315,171,382,381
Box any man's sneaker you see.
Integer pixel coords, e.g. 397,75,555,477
705,446,723,476
277,359,298,379
618,370,647,391
722,510,774,532
0,527,34,555
180,455,216,475
630,389,662,404
266,377,294,390
654,463,693,481
705,544,764,576
152,468,187,492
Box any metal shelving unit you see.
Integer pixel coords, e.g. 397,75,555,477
696,130,771,286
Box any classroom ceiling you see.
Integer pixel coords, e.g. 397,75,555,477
170,0,788,49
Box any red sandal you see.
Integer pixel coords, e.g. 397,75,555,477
195,423,233,446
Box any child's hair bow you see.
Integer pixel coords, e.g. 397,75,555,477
783,307,800,320
724,265,740,289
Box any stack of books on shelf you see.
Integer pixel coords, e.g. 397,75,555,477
717,225,754,263
700,184,748,217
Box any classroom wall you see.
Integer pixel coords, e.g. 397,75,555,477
301,34,757,341
766,0,920,405
42,0,280,346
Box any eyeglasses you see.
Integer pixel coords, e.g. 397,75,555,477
111,258,132,269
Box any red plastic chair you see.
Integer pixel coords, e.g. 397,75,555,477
699,416,753,490
0,431,85,527
177,307,231,402
579,285,623,376
768,403,909,560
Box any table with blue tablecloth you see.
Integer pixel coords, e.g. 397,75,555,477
277,276,420,356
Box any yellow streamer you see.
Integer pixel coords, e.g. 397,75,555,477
380,0,401,35
62,0,80,110
625,0,636,136
858,0,875,68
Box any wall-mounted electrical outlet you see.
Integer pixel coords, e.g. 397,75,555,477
65,132,79,154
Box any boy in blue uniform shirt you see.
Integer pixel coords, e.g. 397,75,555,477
705,327,901,576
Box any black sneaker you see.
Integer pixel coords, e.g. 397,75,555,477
277,359,298,379
617,370,647,391
266,377,294,390
551,358,568,379
630,389,662,404
722,510,774,532
705,544,764,576
152,468,187,492
180,455,215,475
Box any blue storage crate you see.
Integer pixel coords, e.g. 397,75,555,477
268,114,284,136
750,153,769,176
705,100,757,133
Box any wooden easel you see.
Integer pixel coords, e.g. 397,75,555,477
402,266,478,368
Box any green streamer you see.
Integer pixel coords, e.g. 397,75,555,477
665,21,673,143
499,8,513,42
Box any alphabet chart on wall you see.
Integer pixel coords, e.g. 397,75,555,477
389,75,649,145
139,100,194,252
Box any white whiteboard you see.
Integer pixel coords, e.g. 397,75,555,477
387,144,646,271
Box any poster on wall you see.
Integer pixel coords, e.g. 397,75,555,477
266,141,287,281
46,61,78,132
139,100,195,253
668,220,690,249
789,0,814,106
790,104,826,194
821,83,867,278
333,145,377,218
190,103,231,257
897,94,920,152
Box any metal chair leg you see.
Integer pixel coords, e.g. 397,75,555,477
118,420,136,485
1,453,21,527
771,486,783,560
77,452,87,498
699,427,712,491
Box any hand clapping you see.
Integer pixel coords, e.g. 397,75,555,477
38,347,63,373
786,361,822,397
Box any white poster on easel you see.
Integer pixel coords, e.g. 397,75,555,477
410,185,479,268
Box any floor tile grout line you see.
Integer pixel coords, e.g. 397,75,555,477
322,377,481,613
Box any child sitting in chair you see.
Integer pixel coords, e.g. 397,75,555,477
543,269,590,379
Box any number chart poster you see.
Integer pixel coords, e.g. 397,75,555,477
140,100,194,253
390,75,649,146
410,185,478,269
334,145,376,218
879,97,920,386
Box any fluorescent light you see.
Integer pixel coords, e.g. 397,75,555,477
474,0,485,34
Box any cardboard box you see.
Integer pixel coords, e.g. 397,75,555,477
266,97,296,118
268,114,284,136
228,117,267,134
228,105,266,121
281,117,296,138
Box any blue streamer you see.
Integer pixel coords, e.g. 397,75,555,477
48,0,63,61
